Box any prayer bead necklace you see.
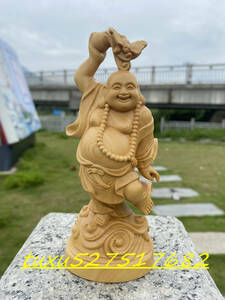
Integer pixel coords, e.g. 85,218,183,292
97,102,141,167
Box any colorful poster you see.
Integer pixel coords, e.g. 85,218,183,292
0,39,41,145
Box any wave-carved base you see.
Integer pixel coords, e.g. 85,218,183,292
65,199,154,282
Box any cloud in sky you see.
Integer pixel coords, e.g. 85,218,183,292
0,0,225,71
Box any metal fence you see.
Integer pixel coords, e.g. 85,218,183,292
26,63,225,86
160,117,225,133
39,115,75,132
40,115,225,133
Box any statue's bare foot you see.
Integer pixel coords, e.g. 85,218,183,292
95,214,109,226
135,198,153,215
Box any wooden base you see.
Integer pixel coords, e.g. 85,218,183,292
65,200,154,283
66,236,153,282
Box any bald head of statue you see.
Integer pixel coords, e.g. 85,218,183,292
105,70,141,112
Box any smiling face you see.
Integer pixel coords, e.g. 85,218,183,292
105,71,140,112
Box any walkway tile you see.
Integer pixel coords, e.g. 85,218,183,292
159,175,182,182
153,203,224,217
153,166,168,171
151,188,199,199
140,174,182,182
135,166,168,172
189,232,225,254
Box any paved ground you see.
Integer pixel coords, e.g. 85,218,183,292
149,166,225,258
141,174,182,183
189,232,225,254
151,187,199,199
153,203,224,217
153,166,168,171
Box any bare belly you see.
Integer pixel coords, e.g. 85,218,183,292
79,126,130,169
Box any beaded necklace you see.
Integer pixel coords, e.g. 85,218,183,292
96,101,142,167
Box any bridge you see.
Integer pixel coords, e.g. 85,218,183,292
26,63,225,110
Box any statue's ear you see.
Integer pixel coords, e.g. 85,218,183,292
98,85,107,108
139,91,146,105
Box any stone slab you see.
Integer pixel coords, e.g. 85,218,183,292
189,232,225,254
134,166,167,172
153,203,224,217
140,174,182,182
0,213,223,300
151,188,199,199
153,166,168,172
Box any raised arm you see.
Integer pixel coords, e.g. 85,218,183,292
74,31,111,94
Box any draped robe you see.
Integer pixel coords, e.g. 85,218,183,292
66,82,158,204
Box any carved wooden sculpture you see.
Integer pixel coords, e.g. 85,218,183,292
65,28,160,282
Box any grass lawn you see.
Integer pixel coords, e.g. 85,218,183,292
153,140,225,232
0,131,224,294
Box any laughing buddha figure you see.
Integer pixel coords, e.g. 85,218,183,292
66,28,160,216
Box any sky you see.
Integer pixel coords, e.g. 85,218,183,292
0,0,225,72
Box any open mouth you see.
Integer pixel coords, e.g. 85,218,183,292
117,94,130,101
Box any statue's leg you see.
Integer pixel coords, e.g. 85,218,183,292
123,179,154,215
65,169,154,282
65,195,154,282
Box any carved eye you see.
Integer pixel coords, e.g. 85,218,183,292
126,84,135,90
112,85,121,90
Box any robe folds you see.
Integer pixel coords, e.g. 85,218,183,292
66,82,158,204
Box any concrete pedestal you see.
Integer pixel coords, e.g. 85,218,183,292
0,213,223,300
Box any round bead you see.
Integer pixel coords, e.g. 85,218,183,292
95,104,143,162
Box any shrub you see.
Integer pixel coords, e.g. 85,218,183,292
16,159,39,171
4,170,45,189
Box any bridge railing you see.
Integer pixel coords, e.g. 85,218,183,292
25,63,225,86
